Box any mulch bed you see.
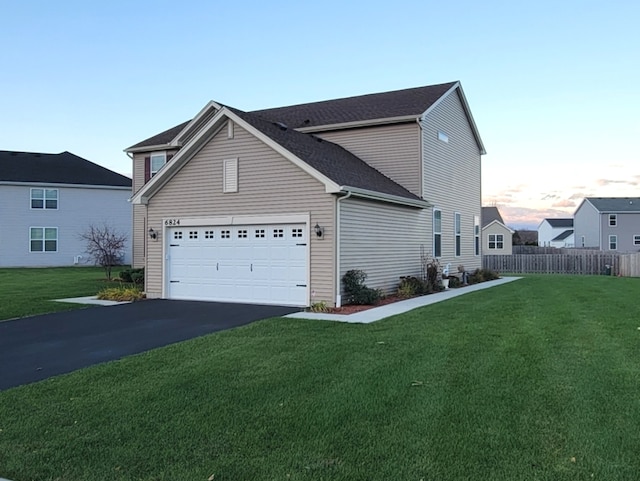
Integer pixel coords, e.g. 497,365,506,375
328,295,412,314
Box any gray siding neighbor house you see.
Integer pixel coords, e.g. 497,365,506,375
574,197,640,252
126,81,485,307
0,150,132,267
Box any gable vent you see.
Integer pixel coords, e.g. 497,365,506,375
223,158,238,193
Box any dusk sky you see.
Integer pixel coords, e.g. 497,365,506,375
2,0,638,229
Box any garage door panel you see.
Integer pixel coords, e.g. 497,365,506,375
167,223,308,306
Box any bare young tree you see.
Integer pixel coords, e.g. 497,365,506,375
80,224,127,280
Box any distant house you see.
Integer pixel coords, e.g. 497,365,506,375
0,150,132,267
574,197,640,252
481,206,514,255
538,218,574,247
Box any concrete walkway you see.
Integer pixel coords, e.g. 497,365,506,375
287,277,521,324
54,296,130,306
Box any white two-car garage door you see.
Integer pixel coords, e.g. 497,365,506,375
166,223,308,306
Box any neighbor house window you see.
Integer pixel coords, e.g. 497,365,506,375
634,235,640,246
489,234,504,250
31,188,58,209
433,209,442,257
581,236,585,247
454,212,461,256
474,215,480,256
609,214,617,227
437,131,449,143
150,152,167,177
609,235,617,250
30,227,57,252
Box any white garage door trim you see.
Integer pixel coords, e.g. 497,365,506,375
161,214,310,306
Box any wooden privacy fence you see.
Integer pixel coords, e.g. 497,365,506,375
619,253,640,277
483,253,619,275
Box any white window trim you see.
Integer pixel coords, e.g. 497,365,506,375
488,234,504,250
454,212,461,257
609,234,617,250
609,214,617,227
634,235,640,246
30,188,58,210
437,131,449,143
29,226,58,253
433,209,442,257
150,152,167,177
223,158,238,193
474,215,480,256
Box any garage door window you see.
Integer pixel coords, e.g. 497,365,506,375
255,229,265,238
221,230,230,238
273,229,284,238
189,231,198,239
174,231,183,240
205,230,214,239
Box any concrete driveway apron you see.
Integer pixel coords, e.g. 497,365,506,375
0,300,298,391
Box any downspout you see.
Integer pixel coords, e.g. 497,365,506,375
416,116,423,199
335,191,353,307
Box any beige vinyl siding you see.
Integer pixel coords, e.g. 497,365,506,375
339,197,430,295
316,123,422,196
483,223,513,255
132,204,146,268
145,124,335,304
421,89,482,271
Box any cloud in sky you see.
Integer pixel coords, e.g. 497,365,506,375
596,178,637,187
552,199,576,208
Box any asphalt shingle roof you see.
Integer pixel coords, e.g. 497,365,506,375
129,82,458,149
481,206,504,227
587,197,640,212
229,107,422,202
0,151,132,187
546,218,573,228
251,82,457,129
552,229,574,241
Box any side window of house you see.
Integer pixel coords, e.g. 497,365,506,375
150,153,167,177
634,235,640,246
30,227,58,252
474,215,480,256
609,214,617,227
489,234,504,250
433,210,442,257
31,188,58,209
454,213,461,257
609,235,617,250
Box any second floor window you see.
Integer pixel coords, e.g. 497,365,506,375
150,153,167,177
31,188,58,209
609,214,617,227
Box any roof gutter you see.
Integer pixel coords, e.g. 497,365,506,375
125,143,173,154
339,186,431,209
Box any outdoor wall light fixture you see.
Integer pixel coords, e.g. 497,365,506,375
314,223,324,238
148,228,157,240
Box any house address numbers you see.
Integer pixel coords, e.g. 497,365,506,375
164,219,181,226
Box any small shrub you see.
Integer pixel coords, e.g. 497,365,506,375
468,268,500,284
119,268,145,285
97,286,144,302
397,276,426,298
448,276,462,288
310,301,329,313
342,269,381,305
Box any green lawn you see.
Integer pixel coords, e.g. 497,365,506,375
1,275,639,480
0,266,129,321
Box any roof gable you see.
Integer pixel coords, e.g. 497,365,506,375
552,229,574,241
482,219,514,233
131,106,426,207
0,150,131,187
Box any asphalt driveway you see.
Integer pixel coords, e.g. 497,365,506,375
0,300,298,391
